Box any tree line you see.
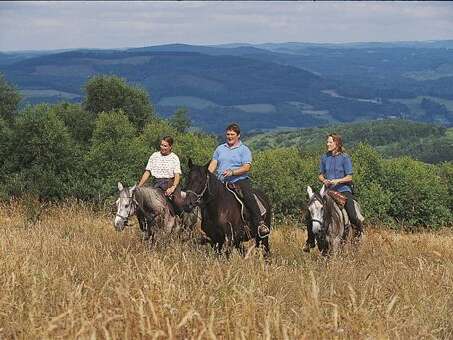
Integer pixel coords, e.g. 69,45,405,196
0,74,451,229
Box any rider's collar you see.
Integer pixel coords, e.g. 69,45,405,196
223,141,242,149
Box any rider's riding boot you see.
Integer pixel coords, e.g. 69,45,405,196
257,220,270,238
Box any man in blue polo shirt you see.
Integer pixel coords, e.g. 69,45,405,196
208,123,270,237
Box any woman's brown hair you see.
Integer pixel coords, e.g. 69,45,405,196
162,135,174,147
327,133,345,153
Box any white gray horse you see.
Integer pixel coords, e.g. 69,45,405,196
306,185,364,255
114,182,200,242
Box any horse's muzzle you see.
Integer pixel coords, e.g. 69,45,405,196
114,216,127,231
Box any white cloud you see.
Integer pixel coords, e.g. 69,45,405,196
1,1,453,50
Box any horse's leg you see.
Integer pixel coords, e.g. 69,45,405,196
234,240,246,257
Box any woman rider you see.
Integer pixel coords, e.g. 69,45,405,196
137,136,183,213
303,133,363,252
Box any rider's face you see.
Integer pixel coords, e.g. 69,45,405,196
225,130,240,146
326,136,337,153
160,140,172,155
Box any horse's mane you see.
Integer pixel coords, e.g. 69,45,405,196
323,194,342,229
134,186,168,214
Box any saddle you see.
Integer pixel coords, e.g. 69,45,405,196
327,190,348,208
225,183,267,220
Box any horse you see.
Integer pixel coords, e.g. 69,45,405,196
114,182,200,243
306,185,364,256
183,159,272,257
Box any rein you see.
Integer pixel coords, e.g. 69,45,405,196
186,173,212,206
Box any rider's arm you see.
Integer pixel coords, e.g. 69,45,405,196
231,163,251,176
208,159,217,174
331,175,352,186
172,173,180,188
138,170,151,187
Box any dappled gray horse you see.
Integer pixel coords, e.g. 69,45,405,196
114,182,199,242
306,185,364,256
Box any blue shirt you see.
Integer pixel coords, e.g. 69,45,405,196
320,152,353,193
213,141,252,183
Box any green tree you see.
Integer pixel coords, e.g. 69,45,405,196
83,75,155,131
0,73,22,121
169,107,191,133
50,102,96,147
85,109,146,200
174,132,217,178
4,104,78,199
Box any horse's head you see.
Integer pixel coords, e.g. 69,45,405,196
183,158,210,212
307,186,325,234
114,182,137,231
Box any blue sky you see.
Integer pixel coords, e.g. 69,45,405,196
1,1,453,51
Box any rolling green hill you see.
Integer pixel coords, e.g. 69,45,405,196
245,119,453,164
1,41,453,133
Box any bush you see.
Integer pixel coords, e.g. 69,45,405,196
252,148,319,216
84,110,146,200
3,104,78,199
381,157,451,228
50,102,96,147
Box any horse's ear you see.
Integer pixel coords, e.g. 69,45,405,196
307,186,314,199
320,185,327,197
204,160,211,169
118,182,124,191
130,185,137,194
188,158,193,169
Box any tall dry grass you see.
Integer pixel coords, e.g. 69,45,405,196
1,200,452,339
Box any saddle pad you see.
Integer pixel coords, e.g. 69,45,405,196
327,190,347,208
254,194,267,216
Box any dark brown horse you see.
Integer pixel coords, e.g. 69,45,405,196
183,159,272,256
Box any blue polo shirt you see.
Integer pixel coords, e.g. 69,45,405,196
320,152,353,193
213,141,252,183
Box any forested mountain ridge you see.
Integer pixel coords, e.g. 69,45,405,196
1,41,452,133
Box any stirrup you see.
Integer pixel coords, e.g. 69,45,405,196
258,223,270,239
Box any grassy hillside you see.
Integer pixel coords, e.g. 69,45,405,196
1,201,452,338
245,119,453,163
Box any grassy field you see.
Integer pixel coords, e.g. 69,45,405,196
1,201,452,339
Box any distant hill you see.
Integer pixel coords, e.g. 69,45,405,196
1,40,453,133
244,119,453,164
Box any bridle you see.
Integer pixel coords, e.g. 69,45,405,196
116,194,137,225
185,173,210,207
308,193,325,228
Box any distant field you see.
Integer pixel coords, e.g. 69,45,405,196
403,63,453,80
1,201,452,339
157,96,217,109
390,96,453,117
20,89,81,100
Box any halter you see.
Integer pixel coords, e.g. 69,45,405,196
185,173,210,206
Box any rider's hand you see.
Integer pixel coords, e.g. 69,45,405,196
223,169,234,177
165,185,176,196
323,179,332,187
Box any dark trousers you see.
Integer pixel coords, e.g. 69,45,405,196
153,178,182,215
342,191,363,232
305,191,362,245
236,178,262,228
